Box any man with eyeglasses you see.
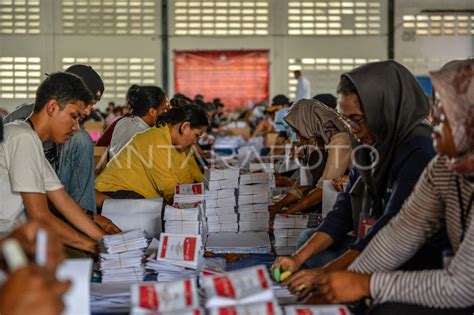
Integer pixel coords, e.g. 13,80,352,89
272,61,445,301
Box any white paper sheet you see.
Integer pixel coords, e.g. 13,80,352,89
57,258,93,315
102,198,163,238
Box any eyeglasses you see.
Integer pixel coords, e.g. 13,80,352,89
340,114,366,132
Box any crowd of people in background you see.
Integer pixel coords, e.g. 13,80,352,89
0,59,472,314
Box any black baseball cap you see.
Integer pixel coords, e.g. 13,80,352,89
65,64,104,101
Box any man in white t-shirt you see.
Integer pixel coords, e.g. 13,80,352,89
294,70,311,101
0,72,106,253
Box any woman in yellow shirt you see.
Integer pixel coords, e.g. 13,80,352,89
96,105,209,200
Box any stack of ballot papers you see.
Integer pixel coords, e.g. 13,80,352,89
131,279,203,314
206,232,271,254
202,265,276,310
249,163,276,199
238,171,271,232
174,183,205,203
90,282,132,313
146,257,226,282
152,233,204,281
164,203,203,235
272,286,298,305
273,215,309,255
283,305,350,315
208,300,282,315
98,230,148,283
204,166,239,233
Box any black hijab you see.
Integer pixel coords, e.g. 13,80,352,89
343,60,432,219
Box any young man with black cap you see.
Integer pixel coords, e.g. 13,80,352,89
3,65,119,234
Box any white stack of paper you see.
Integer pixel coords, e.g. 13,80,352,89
174,183,205,203
273,215,309,255
98,229,148,283
208,300,282,315
206,232,271,254
202,265,275,308
90,282,132,313
157,233,203,269
131,279,201,314
146,257,226,282
204,166,239,233
283,305,350,315
272,286,298,305
237,170,271,232
164,203,203,235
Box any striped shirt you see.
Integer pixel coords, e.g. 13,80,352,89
349,154,474,308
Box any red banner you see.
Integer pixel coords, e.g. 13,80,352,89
174,50,269,109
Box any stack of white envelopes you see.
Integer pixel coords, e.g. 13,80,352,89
273,214,309,255
164,203,203,235
98,229,148,283
204,166,239,233
238,171,271,232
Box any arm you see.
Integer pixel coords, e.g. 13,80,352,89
22,192,97,253
286,187,322,214
47,188,104,240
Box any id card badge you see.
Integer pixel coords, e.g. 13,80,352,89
357,212,377,239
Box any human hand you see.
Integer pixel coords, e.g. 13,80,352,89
6,220,64,272
331,175,349,192
0,266,71,315
93,214,122,235
317,271,370,304
284,268,327,300
271,255,302,279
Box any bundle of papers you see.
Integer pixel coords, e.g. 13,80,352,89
146,257,226,282
238,183,269,195
207,223,239,233
239,221,268,232
204,166,240,182
239,172,269,185
205,196,237,208
205,178,239,191
208,300,282,315
91,282,132,313
205,207,236,216
164,204,203,235
131,279,201,314
238,203,269,213
273,215,309,255
98,230,148,283
206,232,271,254
238,193,269,205
157,233,203,270
99,229,148,254
174,183,205,203
202,265,274,308
283,305,350,315
272,286,298,305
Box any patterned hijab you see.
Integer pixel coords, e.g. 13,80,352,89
430,59,474,175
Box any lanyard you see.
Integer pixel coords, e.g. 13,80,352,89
456,177,474,242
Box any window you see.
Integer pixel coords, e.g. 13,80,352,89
173,0,269,35
402,14,474,36
0,57,41,99
288,57,380,98
0,0,40,34
62,57,157,99
401,57,464,75
288,0,382,35
62,0,156,35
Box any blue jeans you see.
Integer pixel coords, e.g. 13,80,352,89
56,129,97,213
296,228,355,269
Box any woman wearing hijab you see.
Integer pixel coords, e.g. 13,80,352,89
315,59,474,314
270,99,352,215
272,61,441,299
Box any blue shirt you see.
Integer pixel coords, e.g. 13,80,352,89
317,136,436,251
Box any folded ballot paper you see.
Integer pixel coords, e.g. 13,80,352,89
174,183,205,203
157,233,203,269
238,183,269,195
131,279,201,314
205,188,236,199
202,265,275,308
207,223,239,233
239,221,269,232
239,172,270,185
206,232,271,254
208,300,282,315
273,214,309,229
205,178,239,191
99,229,149,254
101,198,163,238
205,196,237,208
284,305,350,315
204,165,240,182
238,203,269,213
238,193,269,205
164,205,201,221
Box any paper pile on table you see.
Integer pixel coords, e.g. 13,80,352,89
273,215,309,255
238,171,270,232
174,183,205,203
90,282,132,313
202,265,278,312
204,166,239,233
131,279,203,314
98,230,148,283
151,233,204,282
284,305,350,315
164,203,203,235
206,232,271,254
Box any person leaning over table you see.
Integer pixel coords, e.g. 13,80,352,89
316,59,474,315
269,99,352,215
95,104,209,201
272,60,447,299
